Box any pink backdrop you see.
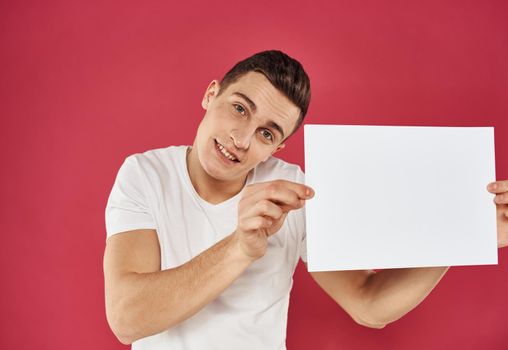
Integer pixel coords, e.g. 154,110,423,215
1,0,507,349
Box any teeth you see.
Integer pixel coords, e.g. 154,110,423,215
217,142,237,161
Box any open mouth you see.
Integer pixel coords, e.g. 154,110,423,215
215,140,240,163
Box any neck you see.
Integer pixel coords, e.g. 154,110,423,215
186,146,247,204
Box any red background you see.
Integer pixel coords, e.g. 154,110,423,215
1,0,507,349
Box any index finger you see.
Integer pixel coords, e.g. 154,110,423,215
269,179,314,199
241,180,312,214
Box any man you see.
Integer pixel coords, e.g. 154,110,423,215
103,50,508,349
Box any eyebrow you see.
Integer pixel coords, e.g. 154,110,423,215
266,121,285,141
232,92,257,112
232,92,286,140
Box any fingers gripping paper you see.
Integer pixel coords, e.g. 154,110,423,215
304,125,497,272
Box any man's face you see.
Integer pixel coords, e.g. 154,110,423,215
193,71,301,182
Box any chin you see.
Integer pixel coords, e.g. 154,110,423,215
206,164,245,182
197,144,237,181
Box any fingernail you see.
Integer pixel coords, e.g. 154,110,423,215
306,188,314,197
490,183,497,190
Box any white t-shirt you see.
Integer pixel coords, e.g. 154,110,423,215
105,145,307,350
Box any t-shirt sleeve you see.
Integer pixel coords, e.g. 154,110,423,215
105,155,157,238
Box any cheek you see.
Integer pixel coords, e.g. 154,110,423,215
198,112,221,134
249,144,275,162
206,104,236,127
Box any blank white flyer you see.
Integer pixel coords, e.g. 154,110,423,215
304,124,497,272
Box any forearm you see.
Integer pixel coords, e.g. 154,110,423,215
361,266,449,326
112,233,253,343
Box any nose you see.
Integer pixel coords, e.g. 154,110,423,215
230,128,254,150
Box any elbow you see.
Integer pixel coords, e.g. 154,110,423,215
115,333,134,346
107,316,135,345
106,303,181,345
106,305,139,345
108,320,135,345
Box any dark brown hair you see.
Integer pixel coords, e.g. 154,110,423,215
218,50,311,136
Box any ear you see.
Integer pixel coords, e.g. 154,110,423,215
264,143,285,161
202,80,220,110
271,143,285,155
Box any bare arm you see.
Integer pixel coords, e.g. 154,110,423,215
104,229,254,345
310,180,508,328
310,266,449,328
103,180,313,344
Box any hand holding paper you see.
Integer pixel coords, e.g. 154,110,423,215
234,180,313,260
487,180,508,248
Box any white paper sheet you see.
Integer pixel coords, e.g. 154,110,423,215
304,125,497,271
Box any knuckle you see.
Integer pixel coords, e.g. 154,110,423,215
265,184,279,196
258,217,268,226
251,217,263,228
238,221,248,232
241,185,257,199
259,200,271,214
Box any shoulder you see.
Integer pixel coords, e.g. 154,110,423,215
252,156,305,184
123,145,187,175
114,145,189,191
126,145,185,165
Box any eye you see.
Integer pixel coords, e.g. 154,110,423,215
233,104,246,116
260,129,273,141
